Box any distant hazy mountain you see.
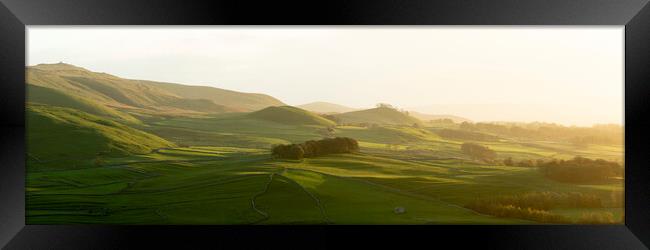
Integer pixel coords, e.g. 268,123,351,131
334,107,422,125
248,106,336,126
408,111,471,123
26,63,285,117
297,102,358,114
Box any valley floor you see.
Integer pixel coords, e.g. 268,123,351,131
26,145,623,224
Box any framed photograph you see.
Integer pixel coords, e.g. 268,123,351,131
1,0,649,248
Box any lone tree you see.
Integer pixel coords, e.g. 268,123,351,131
461,142,497,161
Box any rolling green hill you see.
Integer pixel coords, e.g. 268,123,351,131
297,101,358,114
27,104,175,170
27,84,141,124
26,63,283,116
248,106,336,126
334,107,422,125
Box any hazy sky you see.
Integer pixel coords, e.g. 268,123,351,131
28,26,623,126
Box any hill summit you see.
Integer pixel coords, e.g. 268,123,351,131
334,107,422,125
248,106,336,126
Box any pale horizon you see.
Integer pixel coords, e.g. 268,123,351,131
28,26,624,126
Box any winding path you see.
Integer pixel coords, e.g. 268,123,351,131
249,173,275,224
278,168,332,224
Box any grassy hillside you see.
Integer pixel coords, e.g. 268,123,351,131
27,104,175,170
248,106,336,126
26,63,271,115
27,84,141,124
297,101,357,114
334,107,422,125
148,81,285,111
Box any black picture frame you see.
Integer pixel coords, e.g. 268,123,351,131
1,0,649,248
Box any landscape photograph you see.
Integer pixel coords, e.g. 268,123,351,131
26,27,624,224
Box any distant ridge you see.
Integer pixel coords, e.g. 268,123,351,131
297,102,358,114
26,63,286,116
148,81,285,112
334,107,421,125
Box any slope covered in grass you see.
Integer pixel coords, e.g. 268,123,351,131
148,81,285,111
335,125,437,144
27,104,175,170
27,84,141,124
334,107,422,125
26,63,266,115
248,106,336,126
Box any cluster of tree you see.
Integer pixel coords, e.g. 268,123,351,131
476,191,602,210
465,191,606,224
568,135,622,146
375,103,411,115
437,129,500,141
502,157,545,168
538,156,623,183
460,142,497,161
459,122,622,145
466,202,571,224
376,103,395,109
271,137,359,160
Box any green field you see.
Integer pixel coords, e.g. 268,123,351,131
26,63,624,225
27,106,624,225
